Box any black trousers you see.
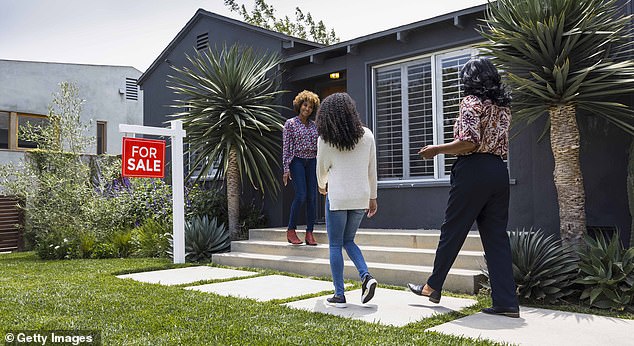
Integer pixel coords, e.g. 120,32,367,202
427,153,518,309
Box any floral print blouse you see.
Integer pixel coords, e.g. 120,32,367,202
282,116,318,173
454,95,511,158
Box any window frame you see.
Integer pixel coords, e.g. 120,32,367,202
371,45,479,185
96,121,107,154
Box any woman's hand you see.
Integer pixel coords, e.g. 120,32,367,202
419,145,439,159
318,185,327,195
367,199,378,218
283,172,291,186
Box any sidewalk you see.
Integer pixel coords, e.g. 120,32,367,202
118,266,634,346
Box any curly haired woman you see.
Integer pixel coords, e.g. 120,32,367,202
408,57,520,318
316,92,378,307
282,90,320,245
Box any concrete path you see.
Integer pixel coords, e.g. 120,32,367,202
185,274,345,302
285,287,477,327
116,266,256,285
428,306,634,346
117,267,634,345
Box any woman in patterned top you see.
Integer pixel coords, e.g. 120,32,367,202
407,58,520,318
282,90,320,245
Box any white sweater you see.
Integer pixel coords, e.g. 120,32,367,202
316,127,378,210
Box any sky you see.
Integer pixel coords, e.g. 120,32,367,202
0,0,488,72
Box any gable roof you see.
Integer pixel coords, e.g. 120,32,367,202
282,4,487,65
138,9,324,85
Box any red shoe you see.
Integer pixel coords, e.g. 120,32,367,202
286,229,302,245
305,232,317,246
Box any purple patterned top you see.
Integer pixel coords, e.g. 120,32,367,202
454,95,511,158
282,116,318,173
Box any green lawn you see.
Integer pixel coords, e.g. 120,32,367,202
0,252,504,345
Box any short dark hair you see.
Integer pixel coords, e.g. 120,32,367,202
460,57,511,107
316,93,364,151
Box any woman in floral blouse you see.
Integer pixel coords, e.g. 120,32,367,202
282,90,320,245
408,58,520,318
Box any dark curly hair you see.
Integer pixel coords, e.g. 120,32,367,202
316,93,365,151
460,57,511,107
292,90,320,115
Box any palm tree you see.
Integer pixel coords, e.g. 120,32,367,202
169,44,285,238
480,0,634,245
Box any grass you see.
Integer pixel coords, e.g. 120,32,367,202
0,252,501,346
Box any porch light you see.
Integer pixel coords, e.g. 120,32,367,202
329,72,340,79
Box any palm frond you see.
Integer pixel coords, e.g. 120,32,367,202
480,0,634,135
168,44,286,196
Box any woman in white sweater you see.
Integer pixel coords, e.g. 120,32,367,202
316,92,378,308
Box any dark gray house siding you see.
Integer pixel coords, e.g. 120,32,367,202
140,6,632,245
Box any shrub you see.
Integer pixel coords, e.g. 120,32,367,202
110,229,133,258
131,218,171,258
92,243,117,259
482,229,578,303
186,185,266,240
575,232,634,311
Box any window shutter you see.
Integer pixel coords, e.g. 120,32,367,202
375,67,403,179
407,61,434,178
438,53,472,175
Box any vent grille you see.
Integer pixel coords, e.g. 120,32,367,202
125,78,138,101
196,32,209,51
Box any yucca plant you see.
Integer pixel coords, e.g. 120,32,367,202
169,44,285,238
482,229,578,303
575,232,634,311
480,0,634,245
168,215,230,262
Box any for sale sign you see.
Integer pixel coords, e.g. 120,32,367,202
121,137,166,178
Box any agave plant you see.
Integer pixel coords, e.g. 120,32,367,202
575,232,634,311
482,229,578,303
170,215,231,263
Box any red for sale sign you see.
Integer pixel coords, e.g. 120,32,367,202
121,137,166,178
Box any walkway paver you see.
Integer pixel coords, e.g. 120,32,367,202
427,306,634,346
285,288,477,326
116,266,256,285
185,274,345,301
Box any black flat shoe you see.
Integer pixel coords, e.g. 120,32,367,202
407,283,441,303
481,307,520,318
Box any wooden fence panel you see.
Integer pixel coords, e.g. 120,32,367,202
0,196,23,252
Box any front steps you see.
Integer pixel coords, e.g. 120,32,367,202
212,228,486,294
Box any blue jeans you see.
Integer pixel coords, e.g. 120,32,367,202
288,157,317,232
325,197,369,296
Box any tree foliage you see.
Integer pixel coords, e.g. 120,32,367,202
168,44,285,237
224,0,339,45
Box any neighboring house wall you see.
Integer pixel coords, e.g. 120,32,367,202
0,60,143,166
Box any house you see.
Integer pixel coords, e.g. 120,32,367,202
0,59,144,163
139,5,632,244
0,59,144,252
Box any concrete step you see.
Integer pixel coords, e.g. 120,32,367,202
231,240,485,271
211,252,484,294
249,228,484,252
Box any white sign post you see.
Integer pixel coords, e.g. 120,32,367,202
119,120,187,264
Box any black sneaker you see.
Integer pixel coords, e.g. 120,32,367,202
326,295,347,308
361,274,378,304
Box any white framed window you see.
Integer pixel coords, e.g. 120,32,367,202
372,46,478,183
186,144,220,181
